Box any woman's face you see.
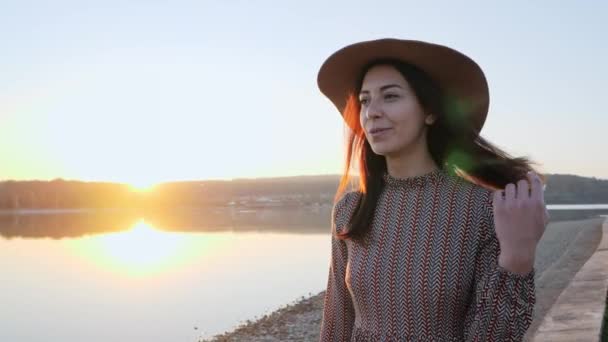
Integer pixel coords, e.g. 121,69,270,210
358,64,435,157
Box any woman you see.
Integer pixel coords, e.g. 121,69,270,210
317,38,549,341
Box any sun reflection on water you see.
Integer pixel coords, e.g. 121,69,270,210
64,219,232,277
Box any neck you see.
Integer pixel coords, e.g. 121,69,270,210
385,142,439,179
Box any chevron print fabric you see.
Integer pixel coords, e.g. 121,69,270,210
319,168,535,342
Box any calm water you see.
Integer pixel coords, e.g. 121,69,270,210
1,205,607,342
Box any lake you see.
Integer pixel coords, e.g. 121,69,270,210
1,204,607,342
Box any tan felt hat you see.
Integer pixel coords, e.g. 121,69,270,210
317,38,490,133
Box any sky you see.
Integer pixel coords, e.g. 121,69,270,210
1,0,606,187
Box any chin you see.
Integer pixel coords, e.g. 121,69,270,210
369,142,398,156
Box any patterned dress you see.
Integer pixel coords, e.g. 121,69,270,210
319,168,535,341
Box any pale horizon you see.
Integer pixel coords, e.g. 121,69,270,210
2,1,607,187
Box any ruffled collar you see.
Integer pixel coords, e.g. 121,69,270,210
382,168,447,188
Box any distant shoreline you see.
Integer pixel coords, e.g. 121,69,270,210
2,173,608,212
0,208,123,215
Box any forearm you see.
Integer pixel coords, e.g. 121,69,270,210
464,261,536,341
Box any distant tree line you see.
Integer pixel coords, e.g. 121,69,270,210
0,179,139,209
0,173,606,210
542,174,608,204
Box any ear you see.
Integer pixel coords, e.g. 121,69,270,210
425,113,437,125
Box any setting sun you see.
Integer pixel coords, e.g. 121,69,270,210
128,180,159,192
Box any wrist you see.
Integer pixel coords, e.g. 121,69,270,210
499,243,536,260
498,253,535,275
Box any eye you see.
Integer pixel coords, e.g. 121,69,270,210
358,98,369,106
384,93,399,100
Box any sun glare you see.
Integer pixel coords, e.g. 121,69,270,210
64,219,233,277
128,180,158,192
96,220,184,269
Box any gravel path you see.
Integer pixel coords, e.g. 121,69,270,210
200,216,606,342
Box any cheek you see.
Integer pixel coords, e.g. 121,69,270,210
360,114,370,138
359,113,365,128
389,104,425,130
390,116,426,144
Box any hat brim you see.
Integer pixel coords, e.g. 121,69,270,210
317,38,489,133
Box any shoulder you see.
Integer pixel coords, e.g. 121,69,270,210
332,191,362,235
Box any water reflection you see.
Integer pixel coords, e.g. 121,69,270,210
0,227,330,342
63,219,232,277
0,207,333,239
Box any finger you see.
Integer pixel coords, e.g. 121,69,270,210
526,171,543,201
517,179,530,199
505,183,516,202
493,189,504,205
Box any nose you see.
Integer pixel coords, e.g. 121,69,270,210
364,98,382,120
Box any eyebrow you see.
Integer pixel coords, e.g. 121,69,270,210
359,84,403,95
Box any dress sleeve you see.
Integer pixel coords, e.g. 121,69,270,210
319,193,356,342
463,190,536,341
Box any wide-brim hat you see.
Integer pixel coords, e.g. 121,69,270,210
317,38,489,134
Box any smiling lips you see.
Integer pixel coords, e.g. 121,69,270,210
369,127,392,137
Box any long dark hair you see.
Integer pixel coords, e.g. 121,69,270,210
335,59,546,242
